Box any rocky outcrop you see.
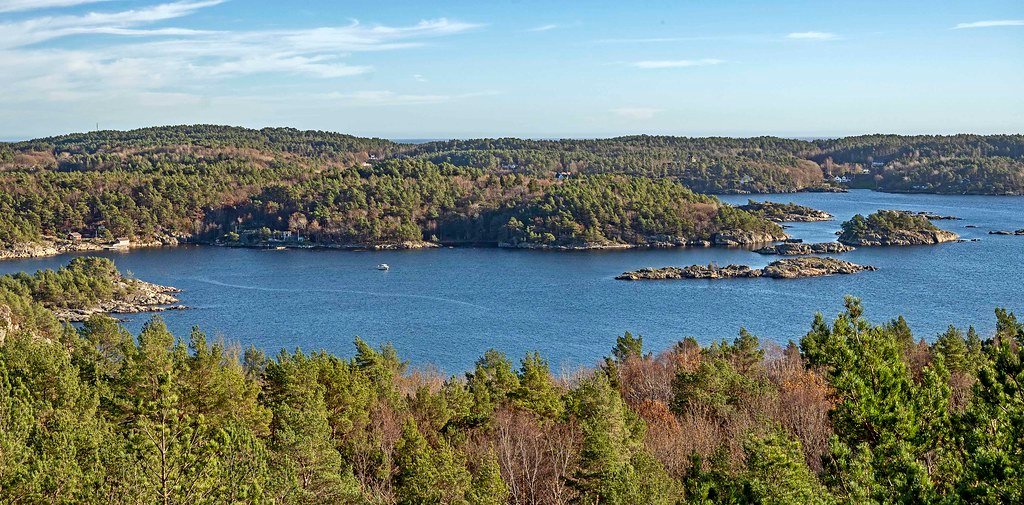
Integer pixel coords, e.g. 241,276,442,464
616,257,875,280
51,279,186,322
760,257,877,279
839,211,960,246
738,200,833,222
891,210,959,221
616,264,760,280
989,229,1024,236
755,242,855,255
711,229,789,246
0,236,174,261
839,228,959,246
370,241,440,250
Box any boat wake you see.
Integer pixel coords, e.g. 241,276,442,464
183,277,489,310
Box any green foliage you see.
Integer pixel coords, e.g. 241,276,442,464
801,297,952,503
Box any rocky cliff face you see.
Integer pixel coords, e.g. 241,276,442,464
711,229,790,246
738,201,833,222
616,257,876,280
755,242,855,255
839,229,959,246
50,279,185,322
0,236,177,261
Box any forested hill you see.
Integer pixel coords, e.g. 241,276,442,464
1,125,1022,251
0,125,784,250
406,136,825,194
813,134,1024,194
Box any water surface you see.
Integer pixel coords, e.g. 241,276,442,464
2,190,1021,373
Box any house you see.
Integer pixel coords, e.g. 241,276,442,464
111,238,130,249
555,171,573,180
832,175,851,184
67,232,82,241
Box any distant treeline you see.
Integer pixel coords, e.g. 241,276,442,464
1,259,1023,503
1,126,1021,248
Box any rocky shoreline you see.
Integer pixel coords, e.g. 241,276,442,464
498,229,788,250
755,242,855,255
0,236,178,261
839,228,960,246
989,229,1024,236
838,210,960,246
737,200,833,222
616,257,876,281
51,278,186,322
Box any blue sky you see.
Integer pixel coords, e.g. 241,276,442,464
1,0,1021,139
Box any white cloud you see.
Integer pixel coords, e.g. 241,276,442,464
0,1,482,104
631,58,723,69
413,74,427,82
786,31,837,40
0,0,107,13
610,107,661,120
0,0,225,48
954,19,1024,29
528,23,559,32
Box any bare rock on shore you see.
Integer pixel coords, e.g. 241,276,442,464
755,242,856,255
838,210,960,246
51,279,185,322
760,257,877,279
616,257,875,281
616,264,760,280
738,200,833,222
0,236,172,261
711,229,789,246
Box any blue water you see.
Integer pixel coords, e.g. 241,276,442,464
1,190,1021,373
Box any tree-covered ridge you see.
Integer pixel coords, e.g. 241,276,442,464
1,262,1023,503
814,134,1024,194
1,126,1023,250
409,135,826,194
0,142,779,249
9,124,402,162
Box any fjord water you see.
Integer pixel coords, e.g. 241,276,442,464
1,190,1021,373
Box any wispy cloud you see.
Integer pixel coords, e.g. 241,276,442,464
610,107,661,120
786,31,837,40
527,23,559,32
413,74,427,82
954,19,1024,29
631,58,723,69
0,0,108,13
0,1,482,103
322,90,497,106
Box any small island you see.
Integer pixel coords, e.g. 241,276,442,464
838,210,959,246
989,229,1024,236
1,257,185,322
616,257,876,280
755,242,855,255
737,200,833,222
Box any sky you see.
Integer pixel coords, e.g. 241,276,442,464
1,0,1022,140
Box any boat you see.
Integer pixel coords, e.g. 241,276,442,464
274,246,287,250
376,263,390,271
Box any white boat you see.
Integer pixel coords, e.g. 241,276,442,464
376,263,390,271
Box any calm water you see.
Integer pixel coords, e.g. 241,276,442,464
2,190,1022,373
